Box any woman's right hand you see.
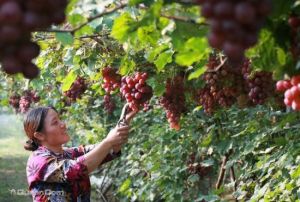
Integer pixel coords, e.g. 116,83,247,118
104,125,130,147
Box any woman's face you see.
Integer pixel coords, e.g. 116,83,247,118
41,109,70,146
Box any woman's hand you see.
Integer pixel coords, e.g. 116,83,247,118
104,125,130,148
125,109,138,124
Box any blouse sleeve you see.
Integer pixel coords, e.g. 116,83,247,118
65,144,121,165
63,144,98,159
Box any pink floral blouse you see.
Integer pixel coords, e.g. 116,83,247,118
26,145,120,202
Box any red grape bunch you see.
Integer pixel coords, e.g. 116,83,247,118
9,93,20,111
64,77,87,102
288,15,300,60
160,76,186,130
242,62,275,105
102,67,121,113
19,95,32,113
120,72,153,111
102,67,121,94
9,90,40,113
197,54,246,114
103,94,116,114
276,75,300,111
196,0,272,64
0,0,68,79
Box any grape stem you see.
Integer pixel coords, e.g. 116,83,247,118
206,57,228,73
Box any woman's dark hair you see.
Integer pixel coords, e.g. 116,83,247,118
23,106,57,151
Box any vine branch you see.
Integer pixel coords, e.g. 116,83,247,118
216,150,232,189
44,3,127,34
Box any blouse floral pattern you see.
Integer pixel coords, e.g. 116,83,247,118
26,145,120,202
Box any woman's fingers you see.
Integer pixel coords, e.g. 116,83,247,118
117,135,128,144
117,130,129,136
125,109,138,123
117,125,130,132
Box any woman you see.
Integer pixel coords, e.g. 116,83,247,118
24,106,136,202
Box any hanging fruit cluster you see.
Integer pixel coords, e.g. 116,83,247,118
196,0,272,64
102,67,121,114
197,55,246,114
63,77,87,102
0,0,68,79
242,60,275,105
120,72,153,111
288,15,300,60
197,54,276,114
160,75,186,130
276,75,300,110
9,90,40,113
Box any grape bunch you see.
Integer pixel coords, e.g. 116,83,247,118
196,0,272,64
242,62,275,105
102,67,121,94
64,77,87,101
120,72,153,111
276,75,300,110
197,55,246,114
160,76,186,130
0,0,68,79
9,93,20,111
9,90,40,113
19,95,32,113
101,67,121,113
288,15,300,60
103,95,116,114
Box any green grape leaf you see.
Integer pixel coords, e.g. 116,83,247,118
175,37,210,66
62,70,77,92
55,32,74,46
154,50,174,72
111,12,135,42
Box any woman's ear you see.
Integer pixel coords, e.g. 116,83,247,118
33,132,45,142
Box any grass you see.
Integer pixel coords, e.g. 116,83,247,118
0,114,32,202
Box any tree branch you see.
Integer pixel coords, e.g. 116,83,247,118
216,150,232,189
230,166,238,202
43,3,127,34
160,13,199,24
